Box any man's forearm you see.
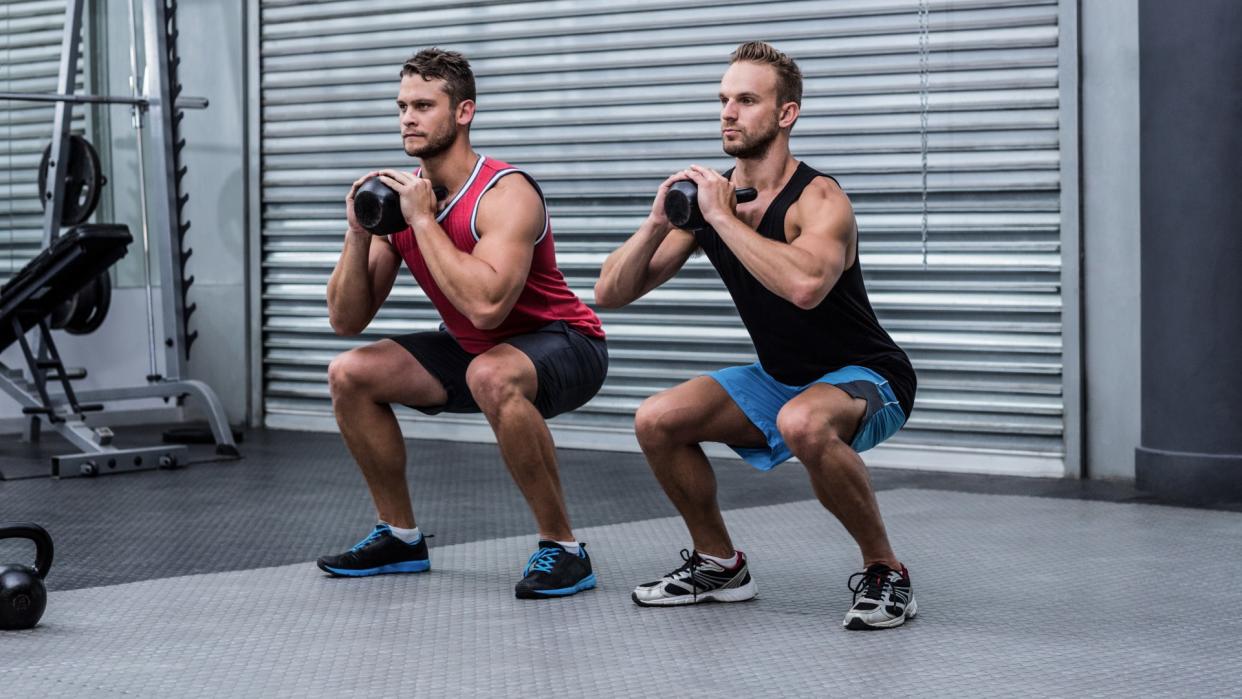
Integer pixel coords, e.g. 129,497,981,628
710,214,836,309
596,218,670,307
412,215,507,323
327,229,376,333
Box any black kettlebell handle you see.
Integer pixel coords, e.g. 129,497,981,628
0,522,53,579
668,181,758,203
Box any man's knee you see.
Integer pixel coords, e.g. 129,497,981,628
465,358,527,413
635,391,692,449
328,351,370,401
776,403,845,458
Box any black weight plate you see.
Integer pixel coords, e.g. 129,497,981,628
67,273,111,336
37,134,104,227
48,293,77,330
62,273,99,334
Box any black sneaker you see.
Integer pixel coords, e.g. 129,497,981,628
843,563,917,630
317,524,431,577
632,549,757,607
514,540,596,599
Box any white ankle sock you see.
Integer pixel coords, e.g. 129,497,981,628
698,550,740,568
384,523,422,544
552,539,580,555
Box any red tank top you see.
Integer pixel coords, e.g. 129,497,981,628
388,155,604,354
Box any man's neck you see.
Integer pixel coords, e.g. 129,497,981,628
730,142,798,194
418,140,479,196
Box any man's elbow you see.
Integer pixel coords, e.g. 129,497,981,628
472,316,503,331
328,312,365,337
789,280,829,310
468,304,508,331
593,282,621,310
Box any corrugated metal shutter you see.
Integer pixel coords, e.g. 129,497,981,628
258,0,1066,472
0,0,88,283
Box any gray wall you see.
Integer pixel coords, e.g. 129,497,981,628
0,0,250,426
1080,0,1142,480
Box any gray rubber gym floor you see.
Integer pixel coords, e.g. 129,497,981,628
2,427,1240,697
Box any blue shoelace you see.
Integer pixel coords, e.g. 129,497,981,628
350,525,389,552
525,547,561,575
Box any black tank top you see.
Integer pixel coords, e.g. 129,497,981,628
693,162,916,419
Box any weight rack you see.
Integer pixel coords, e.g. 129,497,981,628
0,0,237,478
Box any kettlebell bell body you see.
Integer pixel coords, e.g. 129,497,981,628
665,180,705,231
0,522,54,631
353,177,407,236
664,181,759,231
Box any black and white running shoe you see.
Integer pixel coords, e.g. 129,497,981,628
843,563,916,630
632,549,757,607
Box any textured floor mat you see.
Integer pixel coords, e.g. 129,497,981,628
2,489,1239,697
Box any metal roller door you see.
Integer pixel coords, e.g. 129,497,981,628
0,0,88,283
256,0,1071,476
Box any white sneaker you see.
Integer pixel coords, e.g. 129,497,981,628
843,563,917,630
632,549,758,607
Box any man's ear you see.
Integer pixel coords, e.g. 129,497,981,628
456,99,476,126
778,101,799,129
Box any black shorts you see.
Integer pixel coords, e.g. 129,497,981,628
391,321,608,419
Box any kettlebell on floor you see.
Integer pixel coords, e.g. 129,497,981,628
0,522,54,630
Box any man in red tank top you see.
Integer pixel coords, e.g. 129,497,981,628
318,49,607,600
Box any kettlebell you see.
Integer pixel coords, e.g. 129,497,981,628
0,522,53,631
353,177,448,236
664,180,758,231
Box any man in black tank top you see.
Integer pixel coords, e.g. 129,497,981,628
596,42,918,630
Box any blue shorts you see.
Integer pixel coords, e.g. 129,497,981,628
707,363,907,471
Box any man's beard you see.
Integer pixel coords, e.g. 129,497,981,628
722,117,780,159
404,121,458,159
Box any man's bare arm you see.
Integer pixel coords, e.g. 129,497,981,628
689,166,852,309
594,172,699,308
326,172,403,335
380,169,543,330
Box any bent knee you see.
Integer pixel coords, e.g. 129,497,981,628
465,360,527,411
777,405,847,456
635,393,694,447
328,352,373,399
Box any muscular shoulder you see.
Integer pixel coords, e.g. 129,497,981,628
798,175,851,211
790,175,854,233
475,172,546,242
